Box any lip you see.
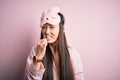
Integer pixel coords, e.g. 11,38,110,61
45,35,51,40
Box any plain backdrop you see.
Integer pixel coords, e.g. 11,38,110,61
0,0,120,80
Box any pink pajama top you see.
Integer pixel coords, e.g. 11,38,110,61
24,46,84,80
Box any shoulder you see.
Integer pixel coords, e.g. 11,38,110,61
68,47,81,60
68,47,83,73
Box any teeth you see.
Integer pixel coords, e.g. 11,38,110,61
46,35,51,38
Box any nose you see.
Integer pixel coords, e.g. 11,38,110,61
45,27,50,34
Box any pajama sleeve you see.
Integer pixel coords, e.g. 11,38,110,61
24,46,45,80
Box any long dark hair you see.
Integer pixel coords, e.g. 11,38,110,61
41,12,75,80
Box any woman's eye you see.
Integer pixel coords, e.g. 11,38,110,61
42,26,46,29
51,27,54,29
50,25,55,29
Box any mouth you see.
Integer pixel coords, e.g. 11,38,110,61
44,35,52,40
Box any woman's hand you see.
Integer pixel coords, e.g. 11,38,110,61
36,38,48,60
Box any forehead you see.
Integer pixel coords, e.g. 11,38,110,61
42,23,59,27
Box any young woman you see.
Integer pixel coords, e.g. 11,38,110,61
24,7,84,80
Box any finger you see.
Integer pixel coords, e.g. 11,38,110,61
38,38,47,47
37,40,44,47
42,38,48,46
39,39,45,46
40,39,44,43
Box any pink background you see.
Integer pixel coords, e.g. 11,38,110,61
0,0,120,80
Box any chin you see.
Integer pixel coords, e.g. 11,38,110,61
47,40,56,44
47,41,53,43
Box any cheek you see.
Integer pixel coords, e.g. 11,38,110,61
41,30,45,35
54,29,59,38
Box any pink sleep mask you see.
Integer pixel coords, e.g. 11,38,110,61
40,7,61,27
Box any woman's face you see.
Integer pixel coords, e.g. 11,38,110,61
41,23,60,43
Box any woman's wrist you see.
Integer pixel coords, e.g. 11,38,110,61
33,56,43,63
36,52,44,60
33,56,44,70
33,62,44,70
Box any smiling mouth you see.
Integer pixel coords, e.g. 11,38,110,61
44,35,51,39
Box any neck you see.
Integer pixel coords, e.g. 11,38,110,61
49,40,59,67
49,40,58,53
